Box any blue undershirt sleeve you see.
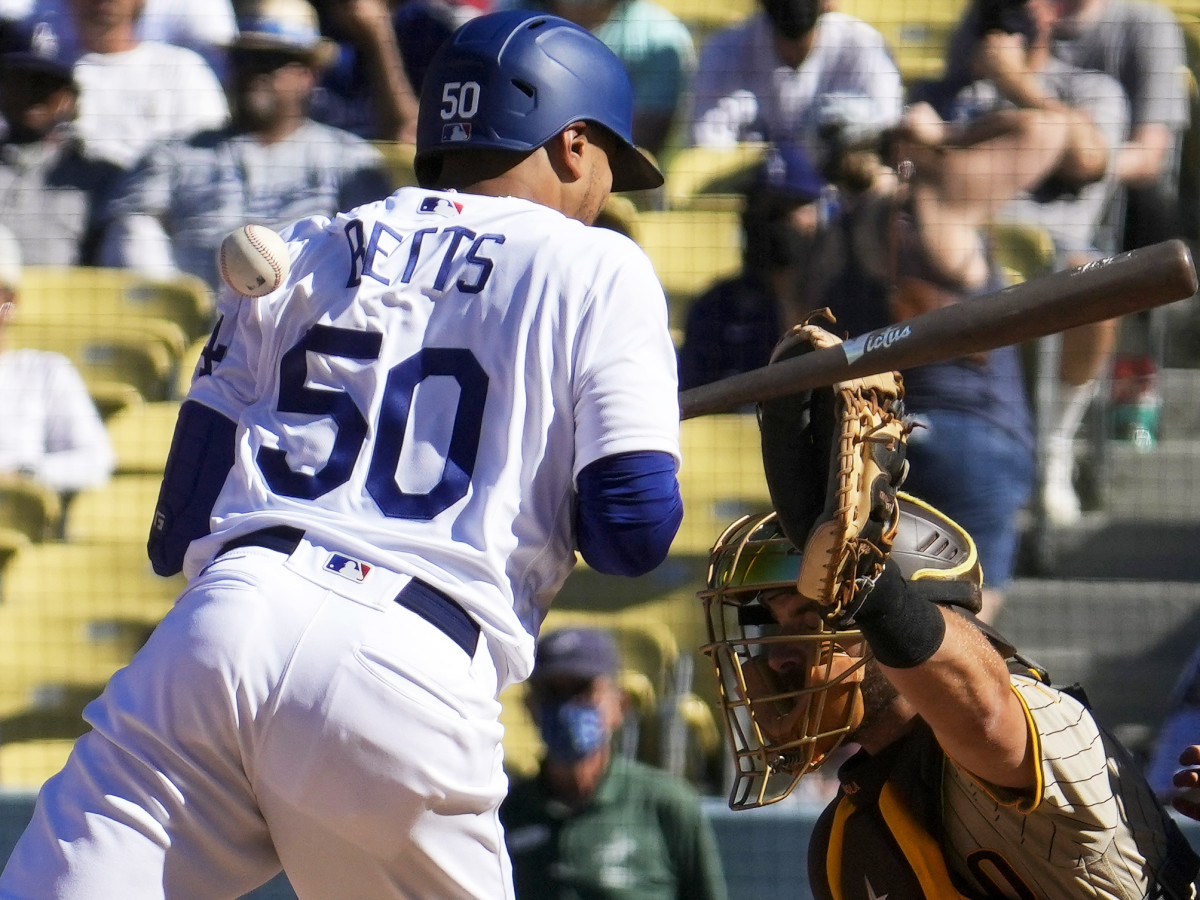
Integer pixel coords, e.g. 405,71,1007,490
147,400,237,576
576,450,682,576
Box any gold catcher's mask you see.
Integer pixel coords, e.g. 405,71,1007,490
699,492,982,810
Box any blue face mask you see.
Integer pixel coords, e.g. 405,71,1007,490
535,700,609,763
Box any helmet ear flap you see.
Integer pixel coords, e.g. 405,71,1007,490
890,492,983,613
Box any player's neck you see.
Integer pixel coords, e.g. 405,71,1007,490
438,151,567,214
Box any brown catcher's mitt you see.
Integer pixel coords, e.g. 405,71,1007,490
758,318,909,620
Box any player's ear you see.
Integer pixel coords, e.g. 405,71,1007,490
548,122,590,182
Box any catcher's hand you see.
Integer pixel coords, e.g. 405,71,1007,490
758,318,909,621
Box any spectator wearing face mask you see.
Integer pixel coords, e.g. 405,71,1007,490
500,627,729,900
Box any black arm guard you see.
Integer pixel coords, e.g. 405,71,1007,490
147,400,237,576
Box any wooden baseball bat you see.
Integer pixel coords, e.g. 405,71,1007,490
679,238,1198,420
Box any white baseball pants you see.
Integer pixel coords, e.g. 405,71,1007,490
0,536,514,899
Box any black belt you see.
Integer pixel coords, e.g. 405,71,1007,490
219,526,480,657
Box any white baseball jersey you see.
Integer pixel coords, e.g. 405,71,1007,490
185,187,682,687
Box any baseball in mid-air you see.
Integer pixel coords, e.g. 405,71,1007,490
218,224,289,298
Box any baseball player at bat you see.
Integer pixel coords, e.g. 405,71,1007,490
0,11,681,899
698,326,1199,898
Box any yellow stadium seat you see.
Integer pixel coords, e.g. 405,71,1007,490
636,208,742,333
838,0,966,83
663,143,767,210
89,381,145,422
0,540,182,625
541,610,683,701
7,319,180,403
20,266,216,344
657,0,754,34
104,401,179,476
499,681,542,779
988,222,1056,285
372,141,418,191
0,738,77,790
675,413,771,554
66,474,163,545
0,476,63,543
0,526,30,578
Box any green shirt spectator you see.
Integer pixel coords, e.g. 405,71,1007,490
500,627,728,900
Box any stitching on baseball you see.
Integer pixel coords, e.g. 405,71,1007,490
245,227,284,285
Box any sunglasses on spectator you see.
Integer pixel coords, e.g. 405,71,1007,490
229,48,311,73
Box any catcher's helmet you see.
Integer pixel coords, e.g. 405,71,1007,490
414,10,663,192
699,493,982,809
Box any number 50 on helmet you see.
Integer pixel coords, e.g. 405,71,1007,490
414,10,663,193
698,493,983,810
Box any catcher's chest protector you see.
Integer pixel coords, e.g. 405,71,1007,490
807,722,976,900
808,669,1200,900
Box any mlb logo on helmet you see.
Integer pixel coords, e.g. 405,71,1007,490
442,123,471,142
325,554,372,583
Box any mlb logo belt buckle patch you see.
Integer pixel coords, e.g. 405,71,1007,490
325,553,372,583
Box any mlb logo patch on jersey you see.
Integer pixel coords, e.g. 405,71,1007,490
442,123,471,142
418,196,463,217
325,554,372,583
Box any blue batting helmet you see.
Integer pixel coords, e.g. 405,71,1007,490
414,10,663,192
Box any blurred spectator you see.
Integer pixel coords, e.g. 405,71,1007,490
1168,745,1200,822
1146,643,1200,803
944,0,1189,251
948,0,1130,527
800,98,1112,620
0,15,121,265
677,143,827,391
4,0,237,76
500,627,729,900
310,0,427,142
98,0,393,292
687,0,902,153
511,0,694,156
0,226,114,494
64,0,230,169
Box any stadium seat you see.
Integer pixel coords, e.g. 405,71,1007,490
0,738,77,790
988,222,1056,285
675,413,772,554
0,540,182,626
104,400,179,476
65,474,163,545
636,208,743,335
7,319,180,403
655,0,754,35
663,143,766,210
372,141,418,191
0,476,63,543
838,0,965,83
20,266,216,345
0,527,29,581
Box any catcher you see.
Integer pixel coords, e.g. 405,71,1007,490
698,323,1200,899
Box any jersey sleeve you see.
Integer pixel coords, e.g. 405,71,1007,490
570,236,681,476
186,282,269,421
945,675,1126,868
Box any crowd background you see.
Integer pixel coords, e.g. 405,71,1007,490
4,0,1200,895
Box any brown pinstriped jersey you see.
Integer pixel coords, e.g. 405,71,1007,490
940,674,1177,899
